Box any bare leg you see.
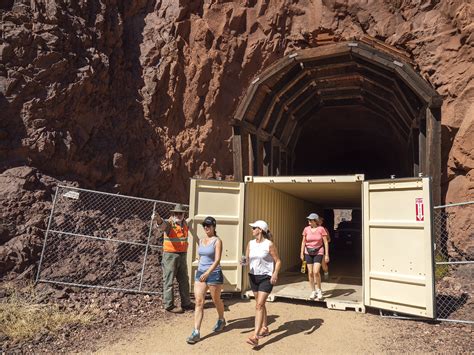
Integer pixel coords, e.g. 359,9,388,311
262,304,267,329
307,263,316,291
254,291,269,338
193,281,208,331
314,263,322,290
208,285,224,320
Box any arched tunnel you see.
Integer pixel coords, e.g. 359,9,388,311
231,40,442,202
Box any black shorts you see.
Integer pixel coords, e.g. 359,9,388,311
249,273,273,293
305,253,323,264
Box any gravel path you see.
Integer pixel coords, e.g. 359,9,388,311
95,298,473,354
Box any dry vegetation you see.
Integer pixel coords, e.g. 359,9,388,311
0,283,101,342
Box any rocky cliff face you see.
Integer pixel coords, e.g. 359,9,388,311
1,0,473,275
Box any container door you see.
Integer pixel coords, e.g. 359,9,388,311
188,179,245,292
363,177,435,318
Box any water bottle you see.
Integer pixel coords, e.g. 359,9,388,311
300,260,307,274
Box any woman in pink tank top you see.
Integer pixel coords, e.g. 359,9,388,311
300,213,329,300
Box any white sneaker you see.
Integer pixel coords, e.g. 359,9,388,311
316,289,323,300
309,290,316,299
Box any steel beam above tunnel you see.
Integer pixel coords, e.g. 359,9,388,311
231,40,443,204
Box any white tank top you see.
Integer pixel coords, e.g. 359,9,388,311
249,239,274,276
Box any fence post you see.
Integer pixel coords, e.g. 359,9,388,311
138,201,157,291
36,186,59,283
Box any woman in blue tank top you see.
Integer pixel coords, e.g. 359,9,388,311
186,216,225,344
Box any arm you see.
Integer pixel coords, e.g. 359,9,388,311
152,213,170,232
300,233,306,260
200,239,222,281
323,235,329,263
324,227,331,243
269,242,281,285
240,242,250,265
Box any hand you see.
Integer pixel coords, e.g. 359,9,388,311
199,272,209,282
325,255,330,263
270,273,278,285
300,254,304,261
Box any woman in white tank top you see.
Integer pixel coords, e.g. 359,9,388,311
242,220,281,348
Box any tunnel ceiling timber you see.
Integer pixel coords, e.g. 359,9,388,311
231,40,443,181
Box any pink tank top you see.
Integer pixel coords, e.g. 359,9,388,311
303,226,327,255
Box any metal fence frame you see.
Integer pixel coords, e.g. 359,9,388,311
36,185,187,294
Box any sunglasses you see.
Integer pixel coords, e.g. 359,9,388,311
252,227,259,230
202,224,213,228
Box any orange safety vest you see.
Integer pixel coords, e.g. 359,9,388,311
163,221,189,253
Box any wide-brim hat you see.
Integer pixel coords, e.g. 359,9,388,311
170,203,187,213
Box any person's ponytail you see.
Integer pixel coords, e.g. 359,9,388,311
263,230,273,241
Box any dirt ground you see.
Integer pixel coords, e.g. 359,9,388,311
95,298,473,354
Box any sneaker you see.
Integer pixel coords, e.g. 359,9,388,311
213,318,226,332
324,272,329,281
309,290,316,300
316,289,323,300
186,329,200,344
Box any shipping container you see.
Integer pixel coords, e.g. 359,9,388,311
187,175,435,318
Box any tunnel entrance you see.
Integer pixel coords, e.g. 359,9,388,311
293,106,410,179
231,39,442,203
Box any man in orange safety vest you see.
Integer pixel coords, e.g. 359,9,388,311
154,203,194,313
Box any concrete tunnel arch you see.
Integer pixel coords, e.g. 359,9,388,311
230,40,443,203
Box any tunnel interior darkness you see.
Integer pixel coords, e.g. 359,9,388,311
231,41,442,184
293,106,411,179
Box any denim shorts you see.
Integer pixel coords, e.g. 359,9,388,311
195,269,224,285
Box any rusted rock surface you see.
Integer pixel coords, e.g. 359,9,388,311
1,1,473,273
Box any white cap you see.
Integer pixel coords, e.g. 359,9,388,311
306,213,319,220
249,220,269,232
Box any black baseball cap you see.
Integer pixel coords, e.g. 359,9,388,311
202,216,217,227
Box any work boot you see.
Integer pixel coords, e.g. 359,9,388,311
165,306,184,314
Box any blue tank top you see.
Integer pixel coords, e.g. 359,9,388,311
197,237,221,273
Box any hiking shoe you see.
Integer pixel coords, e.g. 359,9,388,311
316,289,323,300
186,329,200,344
309,290,316,300
323,272,329,281
213,318,226,332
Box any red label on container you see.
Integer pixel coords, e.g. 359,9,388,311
416,198,424,221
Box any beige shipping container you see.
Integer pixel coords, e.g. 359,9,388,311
187,175,436,319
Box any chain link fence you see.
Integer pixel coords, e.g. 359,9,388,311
36,185,187,294
37,186,473,323
434,201,473,323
